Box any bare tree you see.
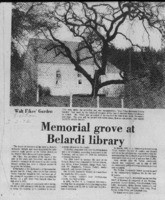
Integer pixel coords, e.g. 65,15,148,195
17,2,165,98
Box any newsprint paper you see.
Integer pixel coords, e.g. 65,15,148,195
1,2,165,200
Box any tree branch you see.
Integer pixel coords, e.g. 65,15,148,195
117,32,142,50
47,28,94,85
99,79,125,89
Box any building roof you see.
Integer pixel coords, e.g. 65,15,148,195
27,38,120,73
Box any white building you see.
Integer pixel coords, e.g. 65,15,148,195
24,38,124,97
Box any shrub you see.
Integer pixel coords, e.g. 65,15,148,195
38,85,51,97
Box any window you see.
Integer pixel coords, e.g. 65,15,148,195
78,79,82,84
77,72,82,77
77,72,82,85
56,70,62,86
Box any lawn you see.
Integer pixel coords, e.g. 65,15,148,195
37,95,70,107
99,96,122,108
37,95,122,108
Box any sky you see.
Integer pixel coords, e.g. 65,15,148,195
54,17,162,51
57,24,162,50
16,2,163,53
52,2,162,51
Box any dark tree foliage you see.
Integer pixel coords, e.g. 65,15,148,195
11,3,31,105
11,42,24,72
11,3,26,71
107,45,165,88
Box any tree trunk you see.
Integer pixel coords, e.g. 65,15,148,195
91,70,100,98
91,85,99,99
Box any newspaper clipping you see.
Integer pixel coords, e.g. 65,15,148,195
1,2,165,200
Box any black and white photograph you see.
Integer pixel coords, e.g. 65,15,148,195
10,2,165,108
